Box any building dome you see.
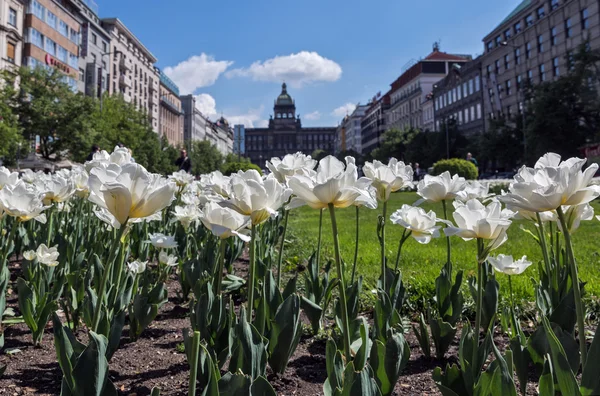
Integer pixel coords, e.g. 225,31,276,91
276,82,294,105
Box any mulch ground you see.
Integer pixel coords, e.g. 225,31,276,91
0,260,541,395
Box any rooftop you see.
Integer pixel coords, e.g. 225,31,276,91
101,18,157,63
275,83,294,106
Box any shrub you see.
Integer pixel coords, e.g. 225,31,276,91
432,158,478,180
221,161,262,176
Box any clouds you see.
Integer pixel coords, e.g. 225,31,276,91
163,54,233,95
304,111,321,121
227,51,342,88
194,93,267,128
332,103,357,118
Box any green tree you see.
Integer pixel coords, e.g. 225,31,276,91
189,140,223,175
311,149,328,162
370,127,420,162
0,85,23,162
3,67,96,162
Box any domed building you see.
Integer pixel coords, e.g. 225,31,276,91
244,83,336,167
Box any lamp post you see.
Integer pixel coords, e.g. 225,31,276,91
500,41,527,163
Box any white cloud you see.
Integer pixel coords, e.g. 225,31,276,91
226,51,342,88
164,54,233,95
194,93,267,128
332,103,357,118
305,111,321,121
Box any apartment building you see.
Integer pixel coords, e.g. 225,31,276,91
23,0,80,89
361,92,390,154
75,0,109,97
433,58,485,135
1,0,24,72
386,45,471,132
207,117,233,155
159,70,183,147
421,94,435,132
180,94,207,143
481,0,600,121
335,104,368,154
101,17,159,132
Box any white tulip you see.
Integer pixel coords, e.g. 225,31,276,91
23,250,36,261
88,163,176,226
499,153,600,212
455,181,492,202
109,146,132,166
72,167,90,198
390,204,442,244
37,174,76,205
128,260,148,274
444,199,513,251
266,152,317,184
35,244,59,266
287,156,365,210
158,250,178,266
488,254,532,275
200,201,250,241
202,171,231,198
0,182,50,223
223,170,291,226
169,170,195,187
172,205,202,229
560,203,594,233
363,158,413,202
0,167,18,189
417,171,467,203
20,169,36,184
147,233,178,249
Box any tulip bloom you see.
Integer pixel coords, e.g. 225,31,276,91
172,205,202,229
147,233,178,249
169,170,195,187
35,244,60,267
0,166,18,190
363,158,413,202
0,182,49,223
266,152,317,184
390,204,442,244
200,201,250,242
128,260,148,274
417,171,466,203
454,181,492,202
488,254,532,276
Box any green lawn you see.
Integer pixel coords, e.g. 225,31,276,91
284,192,600,308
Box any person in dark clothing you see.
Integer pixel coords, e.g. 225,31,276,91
86,144,100,161
175,150,192,173
466,152,479,168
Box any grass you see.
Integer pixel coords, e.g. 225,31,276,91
284,192,600,309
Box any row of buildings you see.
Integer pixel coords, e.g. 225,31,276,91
0,0,233,153
333,0,600,155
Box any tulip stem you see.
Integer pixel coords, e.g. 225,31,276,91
536,214,555,290
276,209,290,289
316,209,323,270
472,239,484,371
216,238,226,295
92,224,128,333
441,200,452,273
247,225,257,322
1,220,18,270
351,206,359,284
188,330,201,396
46,209,54,246
380,200,388,290
328,203,352,363
557,206,587,368
394,229,411,273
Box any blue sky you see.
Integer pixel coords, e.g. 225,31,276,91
97,0,522,127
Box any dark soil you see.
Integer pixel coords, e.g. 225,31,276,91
0,260,540,395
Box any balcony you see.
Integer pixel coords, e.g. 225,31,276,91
122,93,131,103
120,57,133,71
119,74,132,88
149,79,158,93
160,95,181,114
149,93,157,106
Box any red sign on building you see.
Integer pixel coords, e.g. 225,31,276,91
45,54,71,74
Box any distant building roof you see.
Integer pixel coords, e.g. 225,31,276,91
159,70,180,96
495,0,531,31
275,83,294,106
424,51,471,62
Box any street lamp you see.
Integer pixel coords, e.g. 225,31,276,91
500,41,527,163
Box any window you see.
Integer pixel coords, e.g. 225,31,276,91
527,69,533,82
471,106,475,121
92,33,97,45
30,28,43,48
463,82,468,97
59,20,68,37
526,42,532,58
504,28,512,40
495,35,502,46
477,104,482,119
538,34,544,53
551,27,558,45
537,6,545,19
505,80,512,95
69,53,78,68
45,37,56,56
79,68,85,82
46,11,57,29
464,108,469,123
32,0,45,20
553,57,560,76
69,28,78,43
539,64,546,82
8,8,17,27
497,84,503,98
582,8,589,29
102,41,107,52
91,53,96,64
458,111,462,124
567,50,574,70
526,14,534,27
514,21,522,33
475,75,480,91
515,48,521,64
469,79,474,95
517,74,522,88
487,41,493,51
495,59,500,74
276,113,281,118
486,64,492,75
504,54,511,70
564,18,572,38
507,105,513,116
457,85,462,100
57,45,67,62
6,42,15,63
551,0,559,11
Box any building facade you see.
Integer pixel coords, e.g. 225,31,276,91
233,124,245,156
206,117,233,155
23,0,80,89
180,94,207,143
101,17,159,132
158,70,183,147
1,0,24,72
386,46,471,133
245,83,336,167
421,94,435,131
433,58,485,135
481,0,600,122
361,93,390,154
75,0,109,97
335,104,368,154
